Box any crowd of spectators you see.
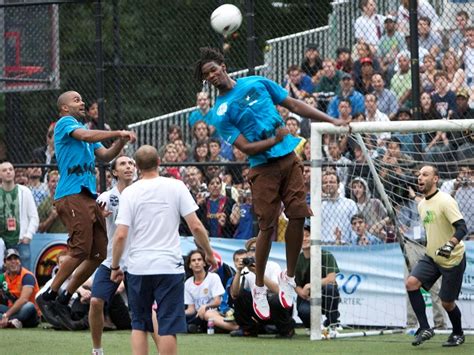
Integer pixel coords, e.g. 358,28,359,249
1,1,473,251
0,0,473,337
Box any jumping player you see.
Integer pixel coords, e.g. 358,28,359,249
194,47,348,320
38,91,136,322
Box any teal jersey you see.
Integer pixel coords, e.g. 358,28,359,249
54,115,103,199
212,76,300,167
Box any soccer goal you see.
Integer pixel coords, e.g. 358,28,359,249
309,119,474,341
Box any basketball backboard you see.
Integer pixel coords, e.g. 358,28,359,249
0,2,60,92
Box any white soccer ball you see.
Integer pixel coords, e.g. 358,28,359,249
210,4,242,36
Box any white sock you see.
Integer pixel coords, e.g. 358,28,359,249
92,348,104,355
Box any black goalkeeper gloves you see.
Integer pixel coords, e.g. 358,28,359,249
435,241,455,258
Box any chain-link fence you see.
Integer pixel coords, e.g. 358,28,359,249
0,1,473,243
0,0,333,162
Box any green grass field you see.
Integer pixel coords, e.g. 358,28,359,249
0,327,472,355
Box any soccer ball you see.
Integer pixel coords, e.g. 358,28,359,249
210,4,242,36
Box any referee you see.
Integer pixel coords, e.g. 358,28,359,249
406,165,467,347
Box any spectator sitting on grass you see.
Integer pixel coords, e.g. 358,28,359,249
0,249,40,329
184,249,239,334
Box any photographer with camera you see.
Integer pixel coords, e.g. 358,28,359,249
229,238,295,338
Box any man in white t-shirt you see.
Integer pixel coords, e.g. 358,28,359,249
110,145,217,355
88,155,137,355
184,249,238,333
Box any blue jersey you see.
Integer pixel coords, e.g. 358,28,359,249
212,76,300,167
233,203,253,240
54,115,103,200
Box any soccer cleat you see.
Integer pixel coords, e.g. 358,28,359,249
36,293,62,329
442,333,465,347
412,328,435,346
278,271,296,309
252,286,270,320
53,300,76,331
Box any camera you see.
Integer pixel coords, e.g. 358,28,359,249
198,183,210,198
242,256,255,266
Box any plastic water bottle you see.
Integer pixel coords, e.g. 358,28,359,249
207,318,215,335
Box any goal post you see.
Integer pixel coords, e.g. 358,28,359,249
309,119,474,341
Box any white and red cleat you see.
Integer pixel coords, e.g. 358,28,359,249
278,270,296,309
252,286,270,320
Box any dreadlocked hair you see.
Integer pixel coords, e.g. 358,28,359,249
194,47,225,82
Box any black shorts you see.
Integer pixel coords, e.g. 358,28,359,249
410,254,466,302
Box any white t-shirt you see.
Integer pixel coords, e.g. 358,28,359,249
184,272,225,308
116,176,198,275
354,14,385,46
97,186,129,269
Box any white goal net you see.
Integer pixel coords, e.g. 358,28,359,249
309,119,473,340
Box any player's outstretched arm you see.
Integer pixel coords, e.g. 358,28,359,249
281,96,348,126
184,212,217,269
94,131,137,162
71,128,136,144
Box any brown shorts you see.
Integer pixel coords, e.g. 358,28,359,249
54,191,107,261
248,152,312,231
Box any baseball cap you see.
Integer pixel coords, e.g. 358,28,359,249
340,72,352,80
384,15,397,23
396,106,412,117
305,43,318,51
5,248,20,260
360,57,373,65
456,87,469,99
